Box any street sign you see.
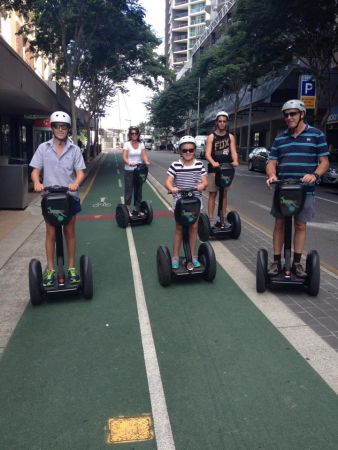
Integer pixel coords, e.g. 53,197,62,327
299,75,316,109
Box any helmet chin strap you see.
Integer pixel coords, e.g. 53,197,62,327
288,112,304,131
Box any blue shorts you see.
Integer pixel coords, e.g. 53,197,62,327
271,192,315,223
71,196,82,215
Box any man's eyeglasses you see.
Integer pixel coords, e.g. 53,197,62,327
53,123,69,130
283,111,300,118
181,148,195,153
130,132,139,135
218,120,227,123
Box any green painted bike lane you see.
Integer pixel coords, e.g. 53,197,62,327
130,169,338,447
1,152,338,449
0,153,157,450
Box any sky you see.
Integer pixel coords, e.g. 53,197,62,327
101,0,165,130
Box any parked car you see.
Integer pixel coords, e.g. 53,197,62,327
248,147,269,172
321,160,338,186
195,135,207,159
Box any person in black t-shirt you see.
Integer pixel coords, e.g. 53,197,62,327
205,111,239,226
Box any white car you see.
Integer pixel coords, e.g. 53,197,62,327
195,135,207,159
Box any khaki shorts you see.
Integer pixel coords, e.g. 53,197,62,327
207,173,230,193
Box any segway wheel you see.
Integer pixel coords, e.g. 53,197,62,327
141,200,153,225
198,213,211,242
256,248,268,293
198,242,217,281
29,259,43,306
80,255,93,299
227,211,241,239
157,246,172,287
248,160,254,171
306,250,320,297
116,204,130,228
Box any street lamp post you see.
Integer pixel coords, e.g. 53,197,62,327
196,77,201,135
246,85,254,162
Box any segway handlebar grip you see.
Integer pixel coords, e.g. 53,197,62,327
44,185,69,193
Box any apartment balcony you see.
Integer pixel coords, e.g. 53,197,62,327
173,11,189,19
172,21,188,31
173,47,188,54
173,32,188,42
174,0,188,6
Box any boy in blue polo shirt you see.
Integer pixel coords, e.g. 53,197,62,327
30,111,86,287
266,99,329,278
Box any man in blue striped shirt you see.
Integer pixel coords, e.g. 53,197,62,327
266,99,329,277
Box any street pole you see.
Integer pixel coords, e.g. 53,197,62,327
196,77,201,135
246,85,253,162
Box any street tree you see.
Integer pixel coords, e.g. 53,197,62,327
235,0,338,128
4,0,167,141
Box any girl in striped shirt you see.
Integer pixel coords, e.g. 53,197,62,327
165,136,208,270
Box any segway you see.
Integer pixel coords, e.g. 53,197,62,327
198,163,241,241
116,163,153,228
157,189,217,287
256,179,320,296
28,186,93,306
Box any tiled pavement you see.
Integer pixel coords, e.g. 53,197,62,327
223,221,338,352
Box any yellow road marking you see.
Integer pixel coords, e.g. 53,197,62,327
107,415,154,444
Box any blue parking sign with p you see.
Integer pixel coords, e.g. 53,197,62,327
301,79,315,96
299,75,316,109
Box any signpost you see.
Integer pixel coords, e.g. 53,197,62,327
299,75,316,109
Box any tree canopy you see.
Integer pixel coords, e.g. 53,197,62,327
149,0,338,132
3,0,170,142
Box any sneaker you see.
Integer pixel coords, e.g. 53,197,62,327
171,258,179,270
137,211,145,217
43,268,55,287
267,261,281,276
292,262,307,278
192,258,201,268
68,267,80,284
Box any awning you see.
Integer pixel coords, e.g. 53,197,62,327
204,64,295,122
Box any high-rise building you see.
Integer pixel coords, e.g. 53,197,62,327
165,1,234,76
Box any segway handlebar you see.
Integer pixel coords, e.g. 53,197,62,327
168,188,204,195
44,185,69,193
270,178,315,186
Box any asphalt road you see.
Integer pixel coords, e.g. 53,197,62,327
149,150,338,273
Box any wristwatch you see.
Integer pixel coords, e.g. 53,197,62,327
312,172,320,181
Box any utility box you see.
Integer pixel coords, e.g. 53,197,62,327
0,164,28,209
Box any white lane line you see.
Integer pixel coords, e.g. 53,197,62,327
307,221,338,231
212,242,338,394
117,168,120,175
249,200,271,211
147,173,338,394
316,195,338,205
122,195,175,449
118,179,122,188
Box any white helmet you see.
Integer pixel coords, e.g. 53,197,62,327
178,135,196,149
50,111,71,125
281,99,306,114
216,111,229,120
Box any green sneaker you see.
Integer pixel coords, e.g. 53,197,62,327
68,267,80,284
43,268,55,287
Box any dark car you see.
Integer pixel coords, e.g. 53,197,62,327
248,147,269,173
320,150,338,186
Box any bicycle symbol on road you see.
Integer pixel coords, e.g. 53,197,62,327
92,197,112,208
